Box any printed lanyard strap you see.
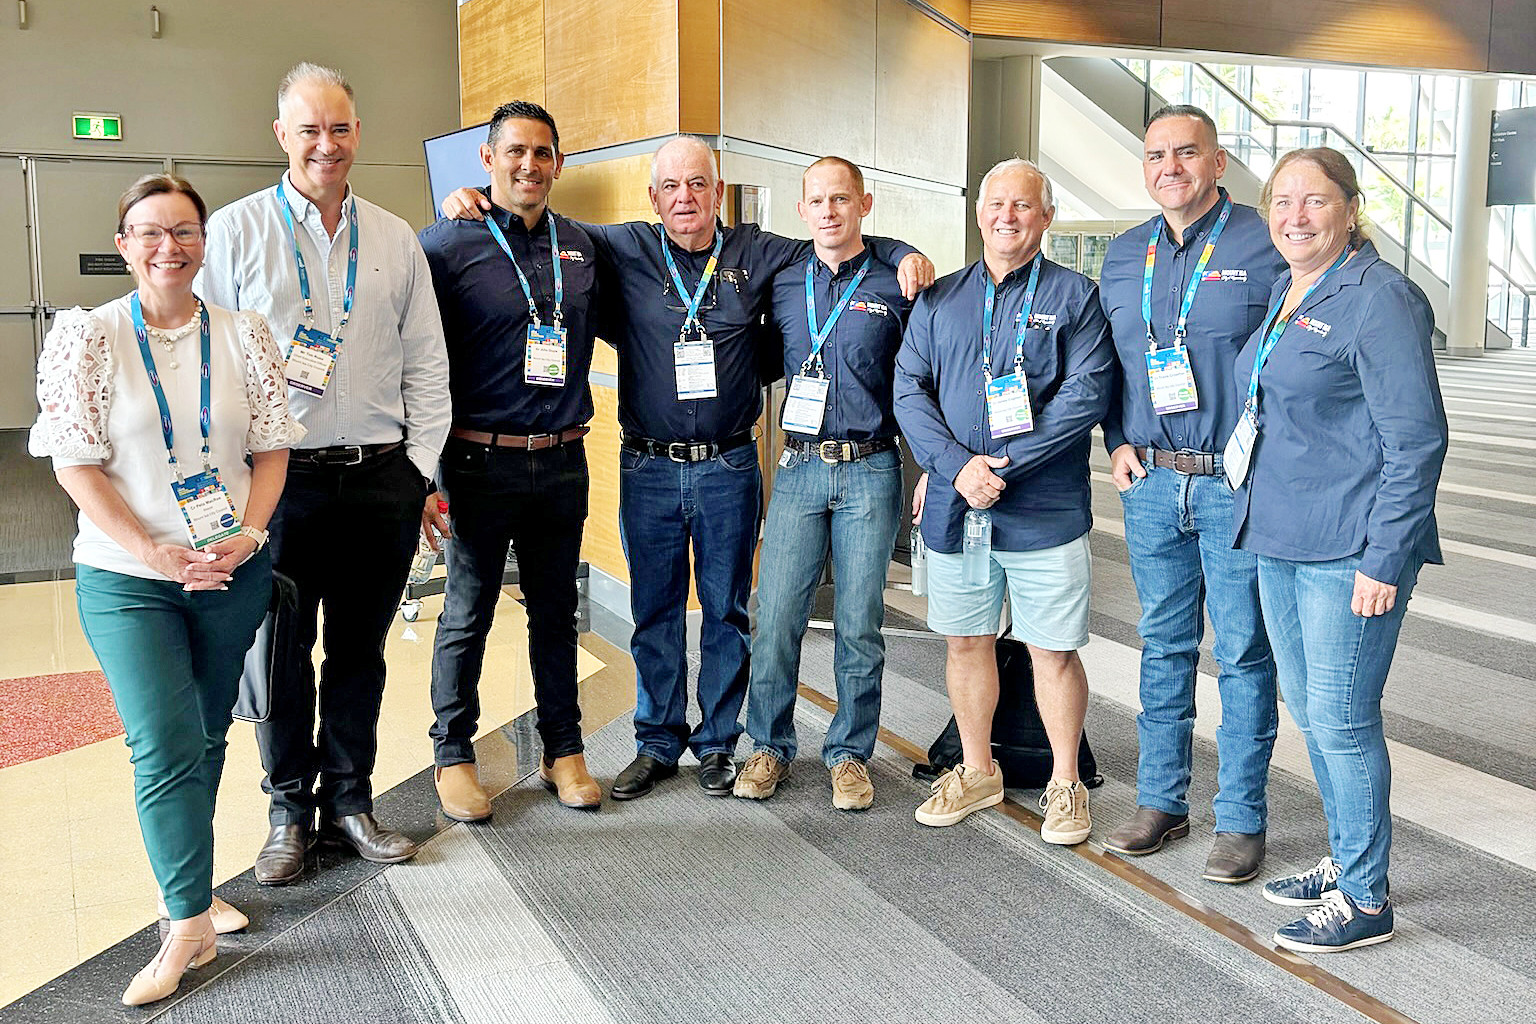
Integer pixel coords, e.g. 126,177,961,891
802,257,870,375
1142,197,1232,350
660,226,723,338
485,209,563,328
275,177,358,337
131,291,211,481
1246,246,1355,403
981,252,1042,382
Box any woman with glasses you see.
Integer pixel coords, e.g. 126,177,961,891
29,174,302,1005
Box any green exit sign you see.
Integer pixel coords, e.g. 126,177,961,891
73,113,122,141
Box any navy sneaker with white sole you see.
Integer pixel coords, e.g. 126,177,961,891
1273,889,1394,953
1262,856,1341,907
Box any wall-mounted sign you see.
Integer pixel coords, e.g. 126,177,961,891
1488,106,1536,206
79,253,128,276
73,113,122,141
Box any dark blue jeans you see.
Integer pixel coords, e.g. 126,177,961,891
430,436,587,766
619,442,761,764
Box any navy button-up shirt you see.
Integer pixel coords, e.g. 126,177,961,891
418,202,598,434
767,249,912,441
1099,189,1285,454
585,219,915,443
1234,241,1447,584
895,258,1115,554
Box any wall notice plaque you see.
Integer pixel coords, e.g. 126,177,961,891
1488,106,1536,206
80,253,128,276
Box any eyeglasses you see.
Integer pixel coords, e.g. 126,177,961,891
120,222,205,246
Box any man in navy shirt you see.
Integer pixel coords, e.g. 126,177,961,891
894,159,1113,840
1097,105,1284,883
417,101,602,819
732,157,913,811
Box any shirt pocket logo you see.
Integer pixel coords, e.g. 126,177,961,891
1200,269,1248,282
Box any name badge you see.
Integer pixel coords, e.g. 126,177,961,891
287,325,339,396
525,324,568,387
1146,345,1199,415
674,336,718,400
171,469,241,549
780,374,830,436
986,372,1034,438
1223,407,1258,489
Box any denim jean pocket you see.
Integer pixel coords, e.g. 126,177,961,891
619,448,650,474
1117,473,1148,499
718,443,759,472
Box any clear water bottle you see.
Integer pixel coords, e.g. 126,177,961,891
910,525,927,597
962,509,991,585
408,498,450,586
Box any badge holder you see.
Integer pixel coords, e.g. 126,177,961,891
675,331,718,400
287,325,339,396
525,321,568,387
1146,337,1199,415
986,370,1034,439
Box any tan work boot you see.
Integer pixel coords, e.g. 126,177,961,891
914,760,1003,826
540,753,602,809
435,763,492,822
830,760,874,811
732,751,789,800
1039,778,1092,845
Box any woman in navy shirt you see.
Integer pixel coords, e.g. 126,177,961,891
1232,148,1446,953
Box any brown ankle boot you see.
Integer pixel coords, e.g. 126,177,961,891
540,753,602,809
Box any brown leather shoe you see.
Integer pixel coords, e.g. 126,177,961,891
540,753,602,809
435,763,492,822
1102,807,1189,856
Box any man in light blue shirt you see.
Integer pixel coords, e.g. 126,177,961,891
198,62,450,886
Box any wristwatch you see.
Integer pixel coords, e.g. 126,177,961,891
239,525,269,550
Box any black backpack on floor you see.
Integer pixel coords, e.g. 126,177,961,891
913,636,1103,789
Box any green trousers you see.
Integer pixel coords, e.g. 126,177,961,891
75,550,270,920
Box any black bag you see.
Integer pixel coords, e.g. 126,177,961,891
913,636,1102,788
233,571,300,724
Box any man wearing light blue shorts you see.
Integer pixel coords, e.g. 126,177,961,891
894,159,1114,841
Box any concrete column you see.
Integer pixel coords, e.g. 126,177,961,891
1446,76,1498,356
967,54,1042,262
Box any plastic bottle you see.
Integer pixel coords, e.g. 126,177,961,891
408,499,450,586
910,525,927,597
962,509,991,585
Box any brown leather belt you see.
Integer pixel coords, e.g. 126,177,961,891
449,426,589,450
1134,446,1220,476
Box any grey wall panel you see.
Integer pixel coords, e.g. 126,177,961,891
0,318,38,428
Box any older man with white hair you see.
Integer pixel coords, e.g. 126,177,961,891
894,158,1114,840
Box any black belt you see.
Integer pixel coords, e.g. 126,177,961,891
289,441,403,467
1134,446,1221,476
785,438,899,464
622,430,756,463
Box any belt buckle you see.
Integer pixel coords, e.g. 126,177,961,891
818,440,842,465
526,432,554,450
336,445,365,466
666,441,691,463
1171,449,1205,474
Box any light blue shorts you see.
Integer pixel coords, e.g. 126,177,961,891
925,533,1092,650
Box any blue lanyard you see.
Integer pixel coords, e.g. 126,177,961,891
801,257,870,376
981,253,1042,381
1142,197,1232,350
1246,246,1356,404
484,209,563,328
275,177,358,338
659,226,723,339
130,292,211,482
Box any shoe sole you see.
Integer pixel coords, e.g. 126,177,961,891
440,806,493,823
1262,889,1330,907
699,783,734,797
732,785,779,800
1272,930,1394,953
1102,820,1190,856
1203,865,1262,884
915,789,1003,826
255,865,304,887
317,834,418,864
1040,824,1092,846
539,774,601,810
833,798,872,812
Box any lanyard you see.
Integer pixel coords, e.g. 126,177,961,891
981,253,1042,382
484,209,563,328
130,292,211,482
276,177,358,338
1246,246,1356,403
660,226,723,338
801,257,870,376
1142,197,1232,351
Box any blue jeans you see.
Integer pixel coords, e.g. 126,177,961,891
619,442,762,763
745,448,903,766
1256,553,1418,911
1119,464,1277,833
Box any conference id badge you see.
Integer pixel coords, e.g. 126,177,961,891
524,324,568,387
171,470,241,549
286,325,339,397
1223,407,1258,489
986,372,1034,439
1146,346,1199,415
674,336,718,400
780,374,830,436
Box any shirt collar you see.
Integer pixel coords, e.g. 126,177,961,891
489,200,551,236
1161,186,1230,250
812,246,869,280
280,170,353,224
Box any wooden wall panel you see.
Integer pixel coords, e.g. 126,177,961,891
1162,0,1489,72
722,0,878,165
553,153,659,225
544,0,679,152
924,0,971,30
678,0,722,136
1490,0,1536,74
969,0,1161,47
874,0,970,187
458,0,545,127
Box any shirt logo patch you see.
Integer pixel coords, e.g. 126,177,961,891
849,300,888,317
1295,315,1332,336
1200,269,1248,282
719,267,748,286
1012,311,1057,329
558,249,585,262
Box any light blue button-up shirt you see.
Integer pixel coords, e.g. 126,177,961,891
197,172,450,479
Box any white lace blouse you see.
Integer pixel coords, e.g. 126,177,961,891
28,294,305,580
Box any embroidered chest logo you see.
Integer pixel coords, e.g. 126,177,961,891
1200,269,1248,283
719,267,748,287
849,300,889,317
1012,311,1057,330
1295,315,1332,337
558,249,585,262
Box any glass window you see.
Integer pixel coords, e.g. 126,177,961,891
1363,72,1414,151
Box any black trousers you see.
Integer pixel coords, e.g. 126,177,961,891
429,436,588,765
256,445,425,826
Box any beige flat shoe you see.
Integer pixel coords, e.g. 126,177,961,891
121,926,216,1006
157,894,249,934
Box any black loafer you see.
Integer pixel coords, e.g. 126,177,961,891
254,823,312,886
697,752,737,796
1102,807,1190,856
610,755,678,801
318,813,419,864
1203,831,1266,884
